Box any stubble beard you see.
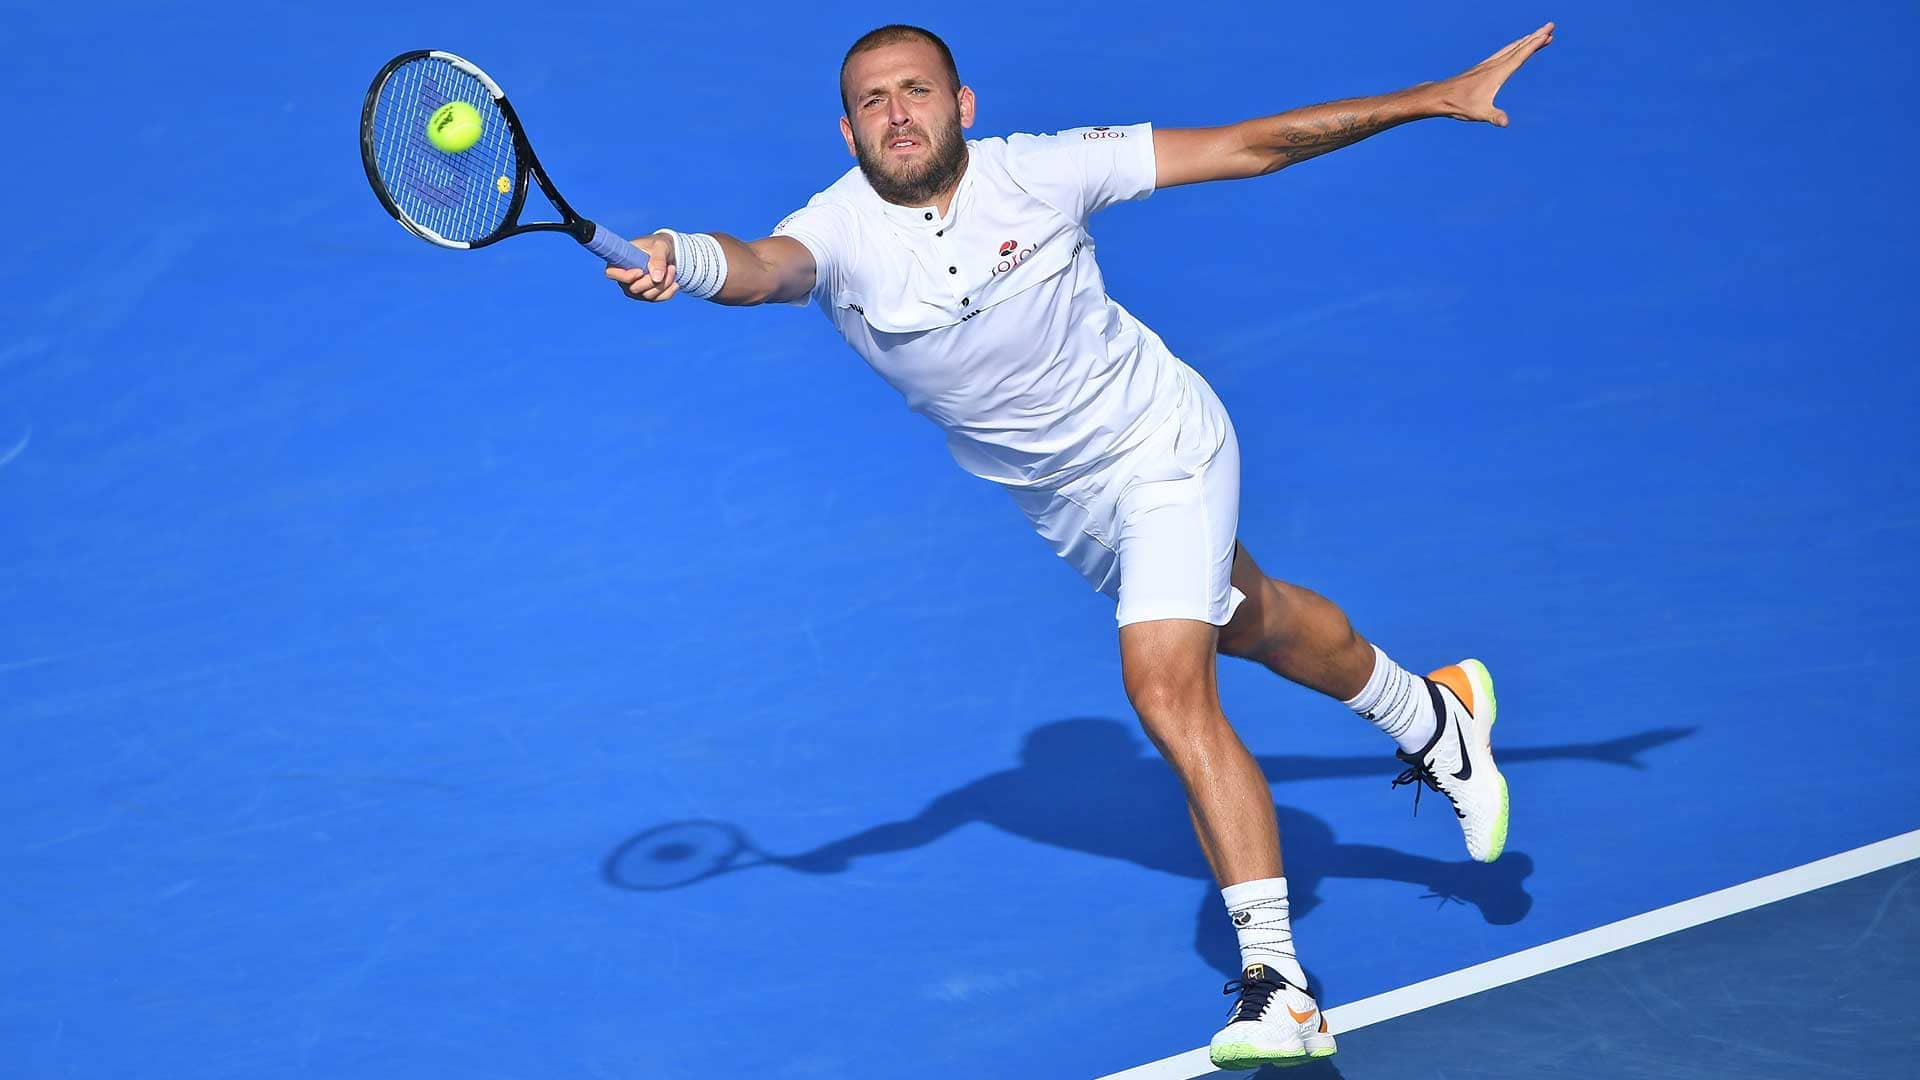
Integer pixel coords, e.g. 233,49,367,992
855,116,968,207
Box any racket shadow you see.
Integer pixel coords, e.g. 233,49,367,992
602,819,767,892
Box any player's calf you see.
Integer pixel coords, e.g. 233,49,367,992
1219,549,1374,699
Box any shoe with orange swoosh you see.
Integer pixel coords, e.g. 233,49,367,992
1393,659,1509,862
1208,963,1336,1069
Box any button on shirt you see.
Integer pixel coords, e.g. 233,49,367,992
773,124,1182,488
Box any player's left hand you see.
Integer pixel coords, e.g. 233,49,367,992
1435,22,1555,127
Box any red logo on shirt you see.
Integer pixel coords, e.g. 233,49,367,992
991,239,1037,277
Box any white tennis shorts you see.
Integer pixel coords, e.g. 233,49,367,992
1009,363,1243,628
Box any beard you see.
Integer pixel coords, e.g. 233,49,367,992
854,116,968,207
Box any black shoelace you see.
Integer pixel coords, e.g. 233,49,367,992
1221,971,1289,1022
1392,760,1464,820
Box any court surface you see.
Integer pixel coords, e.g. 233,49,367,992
4,1,1917,1077
1302,854,1920,1080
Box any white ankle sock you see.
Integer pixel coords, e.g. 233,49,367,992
1221,877,1308,987
1345,644,1437,754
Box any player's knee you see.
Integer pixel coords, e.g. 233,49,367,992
1119,620,1223,742
1125,671,1223,745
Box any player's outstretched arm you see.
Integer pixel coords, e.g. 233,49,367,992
1154,22,1555,189
604,233,817,306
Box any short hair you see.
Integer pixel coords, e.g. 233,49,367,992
839,25,961,114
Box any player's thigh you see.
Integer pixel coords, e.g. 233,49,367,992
1112,426,1243,628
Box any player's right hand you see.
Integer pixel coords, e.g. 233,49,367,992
605,232,679,302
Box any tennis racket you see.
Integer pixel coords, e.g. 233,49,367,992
360,50,649,269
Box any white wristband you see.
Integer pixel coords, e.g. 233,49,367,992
659,229,729,300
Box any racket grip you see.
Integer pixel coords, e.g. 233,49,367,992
583,221,651,270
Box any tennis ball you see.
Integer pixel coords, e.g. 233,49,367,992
427,101,483,153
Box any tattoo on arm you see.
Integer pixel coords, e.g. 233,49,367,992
1251,92,1429,174
1281,112,1387,162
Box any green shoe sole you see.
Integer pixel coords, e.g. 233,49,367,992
1461,658,1510,863
1210,1044,1335,1070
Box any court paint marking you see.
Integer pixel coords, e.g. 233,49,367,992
1096,828,1920,1080
0,426,29,469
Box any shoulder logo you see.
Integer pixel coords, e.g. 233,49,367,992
1081,126,1125,140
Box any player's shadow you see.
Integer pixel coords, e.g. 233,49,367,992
606,717,1692,994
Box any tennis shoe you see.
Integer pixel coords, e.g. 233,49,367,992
1393,659,1509,862
1208,963,1336,1070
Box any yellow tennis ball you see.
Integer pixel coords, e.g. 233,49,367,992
427,101,483,153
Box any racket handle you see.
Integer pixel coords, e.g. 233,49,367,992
582,221,651,270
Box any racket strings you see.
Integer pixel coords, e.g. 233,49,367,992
370,58,518,244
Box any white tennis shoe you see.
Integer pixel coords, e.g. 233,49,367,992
1208,963,1336,1070
1394,659,1509,862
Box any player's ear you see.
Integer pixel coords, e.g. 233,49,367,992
839,115,857,157
958,85,976,129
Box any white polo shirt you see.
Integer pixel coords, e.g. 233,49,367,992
773,123,1184,489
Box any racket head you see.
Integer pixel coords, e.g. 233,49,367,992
360,50,530,249
603,820,757,891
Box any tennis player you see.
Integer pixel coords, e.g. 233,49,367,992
607,22,1553,1069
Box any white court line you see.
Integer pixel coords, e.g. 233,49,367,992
1096,828,1920,1080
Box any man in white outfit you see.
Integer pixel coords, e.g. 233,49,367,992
608,21,1553,1069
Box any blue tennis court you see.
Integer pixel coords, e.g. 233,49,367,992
5,1,1917,1077
1295,857,1920,1080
